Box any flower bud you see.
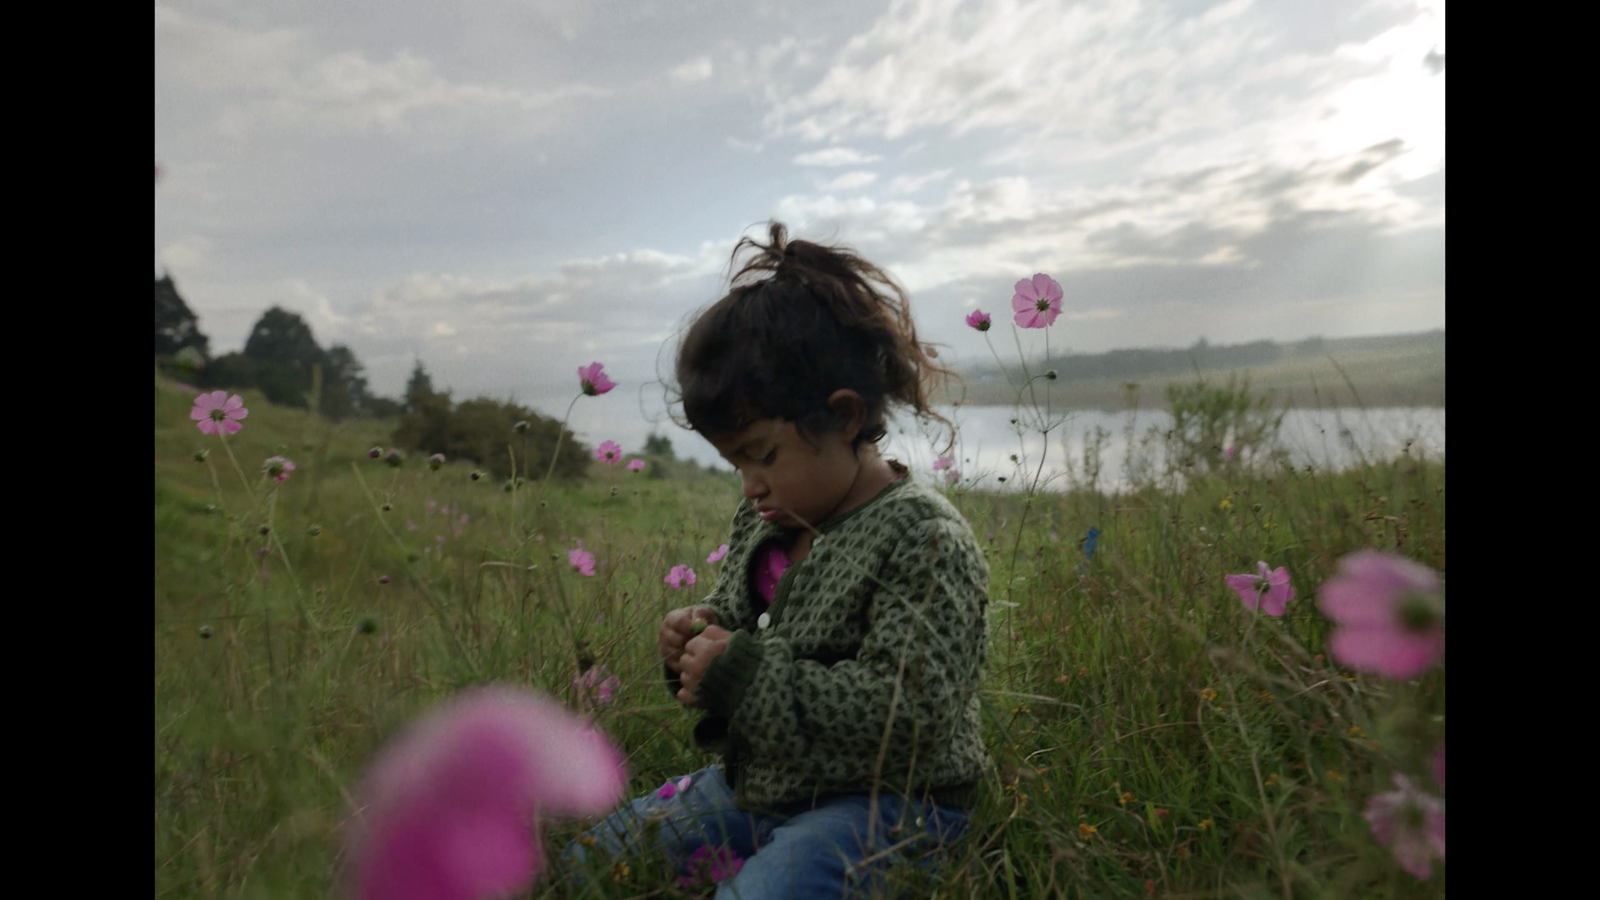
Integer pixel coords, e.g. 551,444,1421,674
406,551,420,563
428,453,445,471
470,470,482,481
513,420,531,434
1046,370,1058,380
258,524,271,535
203,504,217,514
369,447,383,459
379,576,390,584
198,625,213,639
193,449,210,463
385,450,404,468
504,480,515,493
382,503,393,512
307,524,322,536
356,615,379,634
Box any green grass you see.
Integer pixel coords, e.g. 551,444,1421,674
154,374,1445,899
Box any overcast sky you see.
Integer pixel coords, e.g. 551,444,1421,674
156,0,1444,454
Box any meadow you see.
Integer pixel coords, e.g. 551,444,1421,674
154,370,1445,899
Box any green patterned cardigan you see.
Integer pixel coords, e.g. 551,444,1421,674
667,472,993,811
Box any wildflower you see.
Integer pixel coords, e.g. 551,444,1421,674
595,441,622,463
471,470,482,481
192,449,210,462
1011,273,1064,328
198,625,213,639
707,544,728,564
1219,498,1232,510
1318,550,1444,679
1265,774,1282,787
1119,792,1135,806
369,447,383,459
1224,561,1295,617
407,519,420,532
1349,726,1367,739
933,456,954,471
573,665,621,705
655,775,694,799
965,309,992,331
1154,808,1169,820
385,450,404,468
1078,823,1097,840
190,391,249,435
568,544,596,577
665,565,697,590
1200,688,1218,702
1226,446,1236,459
348,686,629,900
945,468,960,485
307,524,321,536
1364,774,1446,880
578,362,616,396
1082,527,1099,560
513,420,531,434
428,453,445,471
612,861,630,881
379,576,390,584
627,458,644,471
1326,770,1344,783
1199,819,1213,831
675,844,746,888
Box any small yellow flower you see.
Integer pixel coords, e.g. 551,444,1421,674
611,861,630,882
1078,823,1098,840
1200,688,1218,702
1199,819,1213,831
1348,726,1366,738
1176,843,1192,859
1259,690,1274,701
1325,770,1344,783
1219,498,1232,510
1120,791,1136,806
1264,774,1282,787
579,835,597,848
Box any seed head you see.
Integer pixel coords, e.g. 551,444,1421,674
369,447,383,459
198,625,213,639
385,450,404,468
193,449,210,463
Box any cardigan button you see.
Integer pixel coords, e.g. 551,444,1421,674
757,612,771,630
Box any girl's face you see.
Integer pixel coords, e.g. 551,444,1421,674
709,418,862,532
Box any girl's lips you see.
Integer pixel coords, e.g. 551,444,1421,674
758,508,782,522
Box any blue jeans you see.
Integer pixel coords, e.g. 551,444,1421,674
558,765,970,899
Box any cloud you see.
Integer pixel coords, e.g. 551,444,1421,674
161,236,214,273
791,147,883,166
669,56,714,83
818,170,878,191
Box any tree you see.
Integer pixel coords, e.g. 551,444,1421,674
155,275,209,360
404,361,438,413
239,307,328,407
390,389,589,481
644,433,676,459
321,344,367,421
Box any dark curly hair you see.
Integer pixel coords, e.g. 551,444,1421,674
672,221,957,453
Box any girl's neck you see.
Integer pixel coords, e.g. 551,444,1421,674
820,444,899,528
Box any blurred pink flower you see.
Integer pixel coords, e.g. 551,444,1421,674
665,565,697,590
1225,446,1236,459
1318,550,1444,679
349,686,628,900
190,391,249,435
568,543,596,577
262,456,296,482
944,469,960,485
573,665,621,705
406,519,420,532
656,775,693,799
965,310,992,331
427,500,437,515
933,456,954,471
435,534,447,545
595,441,623,463
675,844,745,888
1363,774,1445,880
707,544,728,564
1224,562,1295,616
578,362,616,396
1011,274,1063,328
627,458,645,471
428,453,446,471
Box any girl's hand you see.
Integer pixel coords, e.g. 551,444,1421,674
676,625,734,706
660,606,718,672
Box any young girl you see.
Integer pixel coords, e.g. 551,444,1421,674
561,223,991,898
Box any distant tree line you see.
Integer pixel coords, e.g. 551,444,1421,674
156,274,590,478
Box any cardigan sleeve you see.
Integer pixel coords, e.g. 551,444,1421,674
693,514,989,780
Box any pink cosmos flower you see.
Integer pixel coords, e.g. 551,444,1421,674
577,362,616,396
572,665,621,706
1011,274,1064,329
707,544,728,564
933,456,954,471
262,456,296,482
656,775,693,800
627,459,645,471
665,565,697,590
595,441,622,463
675,844,745,888
348,685,628,900
965,310,992,331
1224,562,1295,617
1225,446,1236,459
944,469,961,485
568,543,596,577
407,519,420,532
1318,550,1444,679
190,391,249,435
1363,774,1445,880
429,453,446,471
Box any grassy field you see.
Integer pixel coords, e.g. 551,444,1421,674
947,333,1445,410
154,373,1445,899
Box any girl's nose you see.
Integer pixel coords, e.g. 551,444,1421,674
740,469,766,500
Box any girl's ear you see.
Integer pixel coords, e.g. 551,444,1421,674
826,390,868,442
